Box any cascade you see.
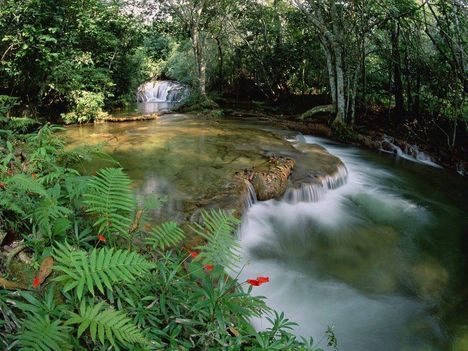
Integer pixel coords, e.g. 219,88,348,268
245,181,258,208
137,80,189,103
282,165,348,203
380,135,441,168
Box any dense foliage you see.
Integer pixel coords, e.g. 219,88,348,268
1,0,466,151
1,1,465,349
142,0,466,149
0,0,147,117
0,105,334,350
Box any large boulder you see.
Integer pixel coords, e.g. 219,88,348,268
241,156,295,201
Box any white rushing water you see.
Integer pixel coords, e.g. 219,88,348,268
380,134,442,169
136,80,189,103
236,135,443,351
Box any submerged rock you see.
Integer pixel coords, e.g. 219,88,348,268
410,258,449,301
96,114,159,123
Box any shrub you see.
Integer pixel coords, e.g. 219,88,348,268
61,91,108,124
0,95,19,118
331,118,356,143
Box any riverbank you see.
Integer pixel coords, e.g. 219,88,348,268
218,105,467,176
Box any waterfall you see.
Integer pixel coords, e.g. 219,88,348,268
245,181,258,208
283,165,348,203
380,135,442,168
136,80,189,103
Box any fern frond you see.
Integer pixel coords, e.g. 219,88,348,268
53,242,155,299
16,314,72,351
7,174,48,197
191,209,241,268
33,199,72,236
66,301,146,348
83,168,136,236
146,221,185,250
0,195,25,216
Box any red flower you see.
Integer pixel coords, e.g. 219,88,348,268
204,264,214,272
32,277,40,288
31,173,37,179
190,251,199,259
257,276,270,284
247,279,260,286
97,234,106,242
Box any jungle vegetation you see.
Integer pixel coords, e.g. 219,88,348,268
1,0,466,149
0,1,467,349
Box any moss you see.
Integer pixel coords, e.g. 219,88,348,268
331,118,356,142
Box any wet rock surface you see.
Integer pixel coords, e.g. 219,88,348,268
239,156,295,201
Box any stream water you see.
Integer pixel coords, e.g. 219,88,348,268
64,114,467,350
238,135,467,350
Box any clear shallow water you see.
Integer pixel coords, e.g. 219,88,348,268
237,136,468,351
112,101,178,115
64,116,468,350
64,114,297,221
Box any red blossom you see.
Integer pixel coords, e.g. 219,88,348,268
31,173,37,179
246,279,260,286
32,277,40,288
190,251,199,259
97,234,106,242
204,264,214,272
257,276,270,284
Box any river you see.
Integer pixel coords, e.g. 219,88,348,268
64,114,467,350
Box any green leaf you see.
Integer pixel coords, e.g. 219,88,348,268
146,221,185,250
83,168,136,237
16,314,72,351
66,301,147,348
191,209,241,268
53,242,155,299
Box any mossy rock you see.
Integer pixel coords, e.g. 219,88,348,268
331,119,356,142
243,156,295,201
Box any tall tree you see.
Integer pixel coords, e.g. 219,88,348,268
159,0,229,99
292,0,366,124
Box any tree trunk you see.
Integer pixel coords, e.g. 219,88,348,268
335,47,346,122
404,46,413,112
192,26,207,98
391,20,404,119
323,44,337,106
350,68,359,125
214,36,224,91
451,118,457,150
362,37,367,115
414,68,421,116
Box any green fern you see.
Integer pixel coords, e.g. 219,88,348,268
83,168,136,236
66,300,146,349
53,242,155,299
16,314,72,351
33,198,72,237
191,209,241,268
146,221,185,250
7,174,48,197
